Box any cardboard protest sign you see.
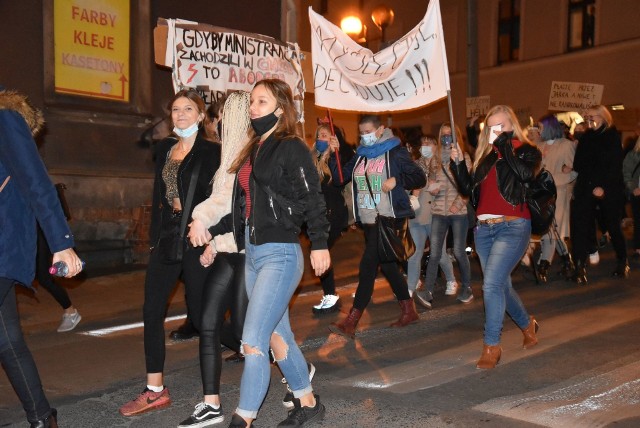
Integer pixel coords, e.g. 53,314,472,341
155,18,304,118
466,96,490,117
548,81,604,112
309,0,450,112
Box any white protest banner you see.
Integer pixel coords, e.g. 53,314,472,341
160,18,305,118
466,96,490,117
548,81,604,112
310,0,450,112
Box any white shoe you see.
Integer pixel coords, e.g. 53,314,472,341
445,281,459,296
589,251,600,266
57,310,81,332
312,294,340,314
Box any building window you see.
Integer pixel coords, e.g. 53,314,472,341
568,0,596,51
497,0,520,64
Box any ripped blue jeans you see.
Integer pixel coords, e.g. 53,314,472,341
236,239,313,419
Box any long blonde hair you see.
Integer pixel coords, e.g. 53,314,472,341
473,105,531,170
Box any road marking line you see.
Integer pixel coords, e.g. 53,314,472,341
80,314,186,337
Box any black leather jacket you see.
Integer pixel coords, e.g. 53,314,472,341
451,132,541,208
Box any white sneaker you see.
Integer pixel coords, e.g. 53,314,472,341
445,281,459,296
57,310,81,332
589,251,600,266
312,294,340,314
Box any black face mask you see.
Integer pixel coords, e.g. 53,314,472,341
251,110,279,136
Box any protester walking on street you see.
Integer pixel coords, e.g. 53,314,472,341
181,91,252,427
0,85,83,428
328,115,426,339
451,105,540,369
414,123,473,309
406,134,458,299
310,121,353,314
119,89,221,417
570,105,629,283
224,79,330,428
623,135,640,259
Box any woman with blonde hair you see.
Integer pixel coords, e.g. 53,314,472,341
451,105,540,369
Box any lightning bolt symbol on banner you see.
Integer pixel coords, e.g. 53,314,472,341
186,64,198,84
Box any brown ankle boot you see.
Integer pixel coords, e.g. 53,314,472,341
390,299,419,327
328,307,363,339
521,316,539,349
476,344,502,369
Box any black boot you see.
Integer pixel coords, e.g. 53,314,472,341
169,317,199,340
571,259,587,285
611,259,630,278
559,254,574,280
537,260,550,283
31,409,57,428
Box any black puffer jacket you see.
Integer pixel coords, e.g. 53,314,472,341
451,132,541,208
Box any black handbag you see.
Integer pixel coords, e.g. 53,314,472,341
363,166,415,263
526,168,557,236
156,157,202,264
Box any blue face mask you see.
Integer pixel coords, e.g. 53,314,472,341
315,140,329,153
441,134,453,146
173,122,200,138
360,131,377,146
420,146,433,158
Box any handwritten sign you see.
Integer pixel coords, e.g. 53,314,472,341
54,0,130,102
310,0,450,112
548,81,604,112
466,96,490,117
159,19,304,117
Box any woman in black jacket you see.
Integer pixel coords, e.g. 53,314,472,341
451,105,540,370
119,89,221,417
570,105,628,282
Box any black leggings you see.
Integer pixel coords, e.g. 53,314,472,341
143,245,208,373
319,225,343,296
198,252,248,395
353,222,411,311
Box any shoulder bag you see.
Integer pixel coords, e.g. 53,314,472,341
363,164,415,263
441,164,476,229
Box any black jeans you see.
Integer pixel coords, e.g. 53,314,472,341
0,278,53,424
143,244,208,373
353,222,411,311
199,252,248,395
571,192,627,264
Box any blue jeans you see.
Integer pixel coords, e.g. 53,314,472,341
424,214,471,293
407,222,455,292
0,278,53,424
236,239,312,419
474,218,531,345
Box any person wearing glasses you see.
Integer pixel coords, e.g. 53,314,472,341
570,105,629,283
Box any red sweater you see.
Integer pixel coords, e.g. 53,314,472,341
475,141,531,219
238,159,252,219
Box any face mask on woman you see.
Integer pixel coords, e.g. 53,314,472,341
315,140,329,153
360,131,377,146
173,122,200,138
251,110,279,136
420,146,433,158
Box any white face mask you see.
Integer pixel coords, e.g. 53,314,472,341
420,146,433,158
360,131,378,146
173,122,200,138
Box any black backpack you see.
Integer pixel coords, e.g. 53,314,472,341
526,168,557,235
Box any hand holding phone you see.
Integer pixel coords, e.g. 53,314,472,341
488,124,502,144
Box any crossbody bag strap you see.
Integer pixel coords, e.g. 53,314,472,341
441,164,457,187
178,157,202,259
362,159,380,215
0,176,10,193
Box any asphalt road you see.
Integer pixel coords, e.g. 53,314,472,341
2,228,640,427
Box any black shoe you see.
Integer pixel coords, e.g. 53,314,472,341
612,261,630,278
225,352,244,363
31,409,58,428
537,260,550,283
277,395,325,427
179,402,224,427
570,260,587,285
170,319,199,340
228,414,250,428
282,363,316,409
559,254,574,279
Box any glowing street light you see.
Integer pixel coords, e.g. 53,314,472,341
341,16,367,45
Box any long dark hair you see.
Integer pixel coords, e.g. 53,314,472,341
230,79,298,172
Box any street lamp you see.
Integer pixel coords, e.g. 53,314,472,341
341,16,367,45
371,4,395,47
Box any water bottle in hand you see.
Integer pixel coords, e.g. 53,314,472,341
49,260,85,277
